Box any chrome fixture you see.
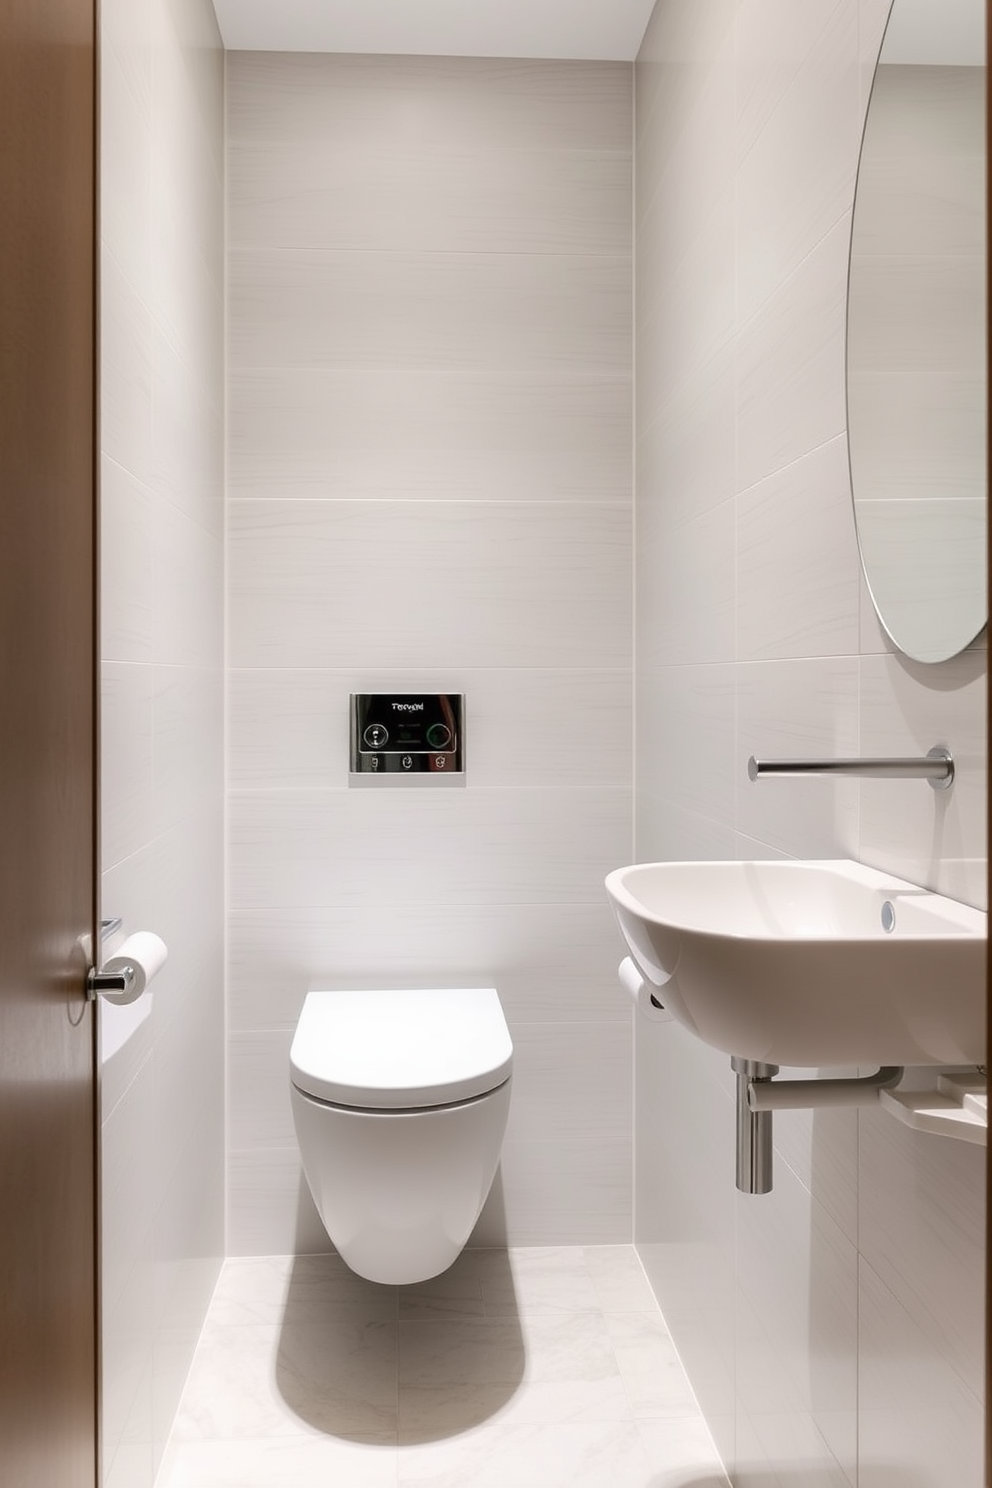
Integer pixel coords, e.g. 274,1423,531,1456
745,1065,903,1112
86,929,168,1005
747,744,953,790
733,1060,905,1194
87,964,139,1001
350,692,464,783
733,1058,775,1195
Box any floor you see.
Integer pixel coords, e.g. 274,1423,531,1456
156,1244,729,1488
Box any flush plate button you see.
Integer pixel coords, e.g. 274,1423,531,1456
350,693,464,783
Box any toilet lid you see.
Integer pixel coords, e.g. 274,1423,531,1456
290,987,513,1110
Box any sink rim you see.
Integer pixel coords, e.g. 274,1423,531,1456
605,857,987,944
605,857,987,1067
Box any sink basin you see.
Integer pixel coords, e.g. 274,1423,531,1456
605,860,986,1067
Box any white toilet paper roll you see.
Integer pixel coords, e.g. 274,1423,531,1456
618,956,672,1023
100,931,168,1006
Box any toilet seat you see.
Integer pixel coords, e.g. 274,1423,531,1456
290,987,513,1110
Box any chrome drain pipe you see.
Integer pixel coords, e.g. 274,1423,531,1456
731,1060,904,1193
732,1058,777,1194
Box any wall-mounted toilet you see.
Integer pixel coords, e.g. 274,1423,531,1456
290,986,513,1285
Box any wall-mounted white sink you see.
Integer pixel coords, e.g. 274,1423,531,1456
605,860,986,1067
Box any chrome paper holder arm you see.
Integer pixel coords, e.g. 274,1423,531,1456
747,744,953,791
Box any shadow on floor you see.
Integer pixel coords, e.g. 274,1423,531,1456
275,1244,525,1444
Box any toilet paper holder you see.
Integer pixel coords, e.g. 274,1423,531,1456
88,964,140,1001
87,927,168,1005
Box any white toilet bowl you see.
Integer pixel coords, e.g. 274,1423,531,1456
290,986,513,1285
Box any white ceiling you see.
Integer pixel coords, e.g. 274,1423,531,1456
211,0,658,60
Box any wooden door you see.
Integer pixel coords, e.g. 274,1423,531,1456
0,1,98,1485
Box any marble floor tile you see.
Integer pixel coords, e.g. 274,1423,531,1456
171,1317,398,1441
583,1243,661,1312
607,1312,703,1417
159,1434,398,1487
637,1417,731,1485
395,1419,658,1488
156,1245,728,1488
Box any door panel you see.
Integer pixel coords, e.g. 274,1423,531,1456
0,2,98,1485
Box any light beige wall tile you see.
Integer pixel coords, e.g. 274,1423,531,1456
858,649,987,907
476,1137,632,1247
736,1,860,321
229,369,632,504
227,902,632,1036
736,1166,859,1482
635,0,736,167
230,248,631,375
229,787,630,912
636,497,736,668
102,248,155,485
736,658,861,858
736,0,848,160
635,190,736,416
228,500,631,672
769,1099,859,1248
228,668,632,793
503,1022,632,1145
635,665,737,831
230,141,631,256
228,53,633,155
635,29,735,265
101,458,157,664
859,1106,985,1401
634,1021,737,1472
859,1259,984,1488
636,344,735,527
101,662,157,870
737,434,861,661
229,1029,297,1150
736,214,850,490
100,0,225,1480
227,1145,333,1258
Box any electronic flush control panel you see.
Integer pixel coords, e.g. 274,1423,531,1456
350,694,464,783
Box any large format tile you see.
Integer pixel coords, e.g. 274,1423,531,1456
635,32,735,301
228,54,633,156
484,1138,632,1247
736,1164,859,1482
736,1,859,321
396,1419,658,1488
858,1105,985,1400
228,786,630,911
636,665,736,832
735,657,861,859
230,249,631,375
226,900,631,1034
736,215,850,491
227,500,630,672
158,1436,398,1488
171,1317,399,1441
636,497,736,668
736,435,861,661
227,667,632,792
157,1246,728,1488
858,1259,983,1488
228,368,631,504
857,649,987,908
229,139,631,256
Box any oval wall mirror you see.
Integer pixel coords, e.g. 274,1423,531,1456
847,0,987,663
